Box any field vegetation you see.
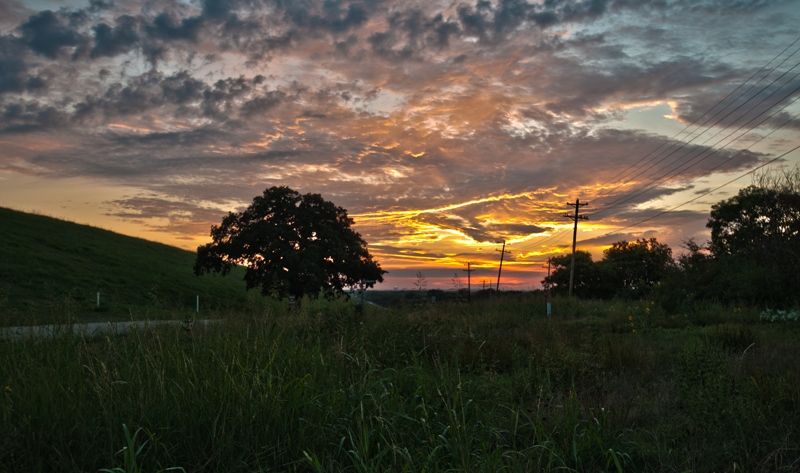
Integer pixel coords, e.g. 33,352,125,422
0,207,253,326
2,295,799,472
2,170,799,471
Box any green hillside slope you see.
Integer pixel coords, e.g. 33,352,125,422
0,207,254,325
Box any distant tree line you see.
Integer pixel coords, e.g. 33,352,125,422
544,168,800,309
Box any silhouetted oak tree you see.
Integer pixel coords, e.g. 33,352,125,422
195,186,385,300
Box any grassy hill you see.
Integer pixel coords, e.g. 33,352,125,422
0,207,256,325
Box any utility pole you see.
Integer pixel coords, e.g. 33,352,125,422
463,262,474,302
564,198,589,297
495,240,506,291
543,257,552,294
544,258,552,318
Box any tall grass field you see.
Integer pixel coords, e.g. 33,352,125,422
2,296,799,472
1,208,798,471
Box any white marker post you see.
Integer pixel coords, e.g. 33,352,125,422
96,291,100,309
196,295,200,315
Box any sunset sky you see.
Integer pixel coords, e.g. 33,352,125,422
1,0,799,289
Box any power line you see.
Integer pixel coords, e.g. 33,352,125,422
512,98,800,257
578,109,799,248
577,111,800,243
601,35,800,187
590,81,800,219
581,142,800,243
593,60,800,215
508,39,800,261
604,38,800,186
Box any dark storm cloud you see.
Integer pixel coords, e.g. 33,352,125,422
10,1,255,61
90,0,113,11
2,0,786,68
416,213,548,243
452,0,639,43
0,67,286,135
767,111,800,130
674,76,800,130
72,71,175,118
160,71,207,104
102,128,230,147
90,15,140,57
19,10,87,58
417,213,495,242
543,56,736,116
363,0,657,60
545,128,766,191
145,12,203,42
443,0,782,47
0,35,46,94
367,8,461,59
2,1,321,62
489,223,547,236
241,90,286,116
1,100,67,132
674,0,778,14
201,0,235,20
215,1,381,59
220,20,295,59
201,0,373,31
200,76,257,118
424,121,767,221
69,71,279,122
26,146,303,180
284,1,368,33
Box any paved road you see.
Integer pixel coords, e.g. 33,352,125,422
0,319,222,339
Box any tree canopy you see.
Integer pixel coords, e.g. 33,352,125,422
542,251,613,299
657,169,800,309
602,238,674,298
708,185,800,260
543,238,673,299
195,186,385,300
702,182,800,306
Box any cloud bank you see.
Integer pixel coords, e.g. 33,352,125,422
1,0,798,287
